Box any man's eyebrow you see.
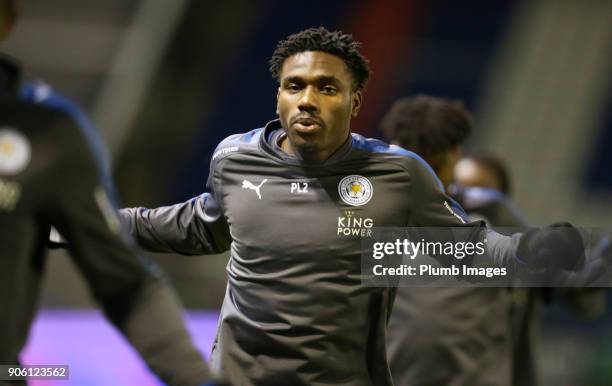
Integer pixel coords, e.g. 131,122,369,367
281,76,305,84
282,75,341,84
315,75,341,85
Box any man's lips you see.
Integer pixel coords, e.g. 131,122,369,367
292,117,323,133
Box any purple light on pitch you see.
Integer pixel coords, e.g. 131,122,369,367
21,309,219,386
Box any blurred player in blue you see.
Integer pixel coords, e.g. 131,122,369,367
0,0,112,191
0,1,226,385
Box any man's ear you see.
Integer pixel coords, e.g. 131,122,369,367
276,87,280,115
351,90,362,117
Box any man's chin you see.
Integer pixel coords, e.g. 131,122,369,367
292,140,320,153
286,134,322,153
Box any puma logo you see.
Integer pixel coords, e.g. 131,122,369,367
242,179,268,199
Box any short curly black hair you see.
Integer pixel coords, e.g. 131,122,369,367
269,27,371,90
380,95,473,160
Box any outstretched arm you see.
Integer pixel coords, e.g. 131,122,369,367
408,157,584,274
119,192,231,255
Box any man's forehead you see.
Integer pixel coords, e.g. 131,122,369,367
280,51,351,81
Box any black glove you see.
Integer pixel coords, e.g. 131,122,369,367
517,222,585,272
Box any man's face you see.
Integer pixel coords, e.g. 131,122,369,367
276,51,361,161
454,158,501,191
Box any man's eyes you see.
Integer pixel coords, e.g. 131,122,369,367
321,85,338,94
285,83,302,92
283,84,338,94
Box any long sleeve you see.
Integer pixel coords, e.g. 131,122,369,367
119,192,232,255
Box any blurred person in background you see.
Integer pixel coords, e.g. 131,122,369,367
0,1,225,385
382,95,516,386
0,0,113,192
451,154,529,227
452,153,608,386
381,95,607,386
118,28,586,386
0,98,220,386
454,154,511,194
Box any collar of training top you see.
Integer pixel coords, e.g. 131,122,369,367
0,54,22,98
259,118,354,166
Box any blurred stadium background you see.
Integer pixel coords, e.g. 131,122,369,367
4,0,611,384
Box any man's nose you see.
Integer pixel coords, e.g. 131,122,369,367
298,85,319,112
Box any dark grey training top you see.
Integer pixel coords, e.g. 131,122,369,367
120,120,519,386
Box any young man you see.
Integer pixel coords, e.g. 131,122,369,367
119,28,583,386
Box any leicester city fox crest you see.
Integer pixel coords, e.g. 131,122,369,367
338,175,373,206
0,128,31,176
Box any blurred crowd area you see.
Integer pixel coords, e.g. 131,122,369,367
5,0,611,384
